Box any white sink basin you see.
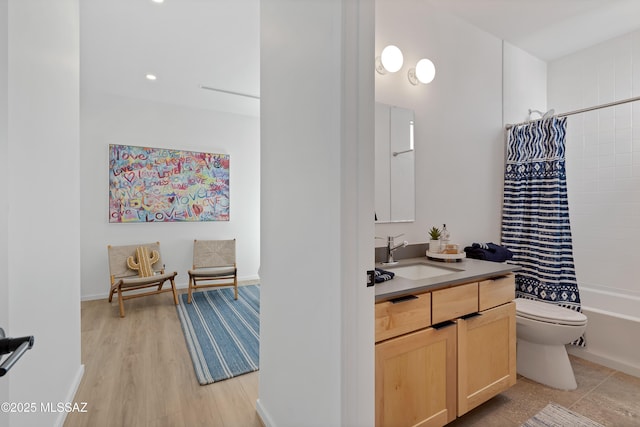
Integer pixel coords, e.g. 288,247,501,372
387,263,459,280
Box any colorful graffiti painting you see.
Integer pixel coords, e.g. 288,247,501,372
109,144,230,223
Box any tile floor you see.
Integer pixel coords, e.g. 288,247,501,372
449,355,640,426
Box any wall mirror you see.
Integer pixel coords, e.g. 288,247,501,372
375,103,415,223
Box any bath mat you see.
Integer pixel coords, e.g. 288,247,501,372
176,285,259,385
521,403,604,427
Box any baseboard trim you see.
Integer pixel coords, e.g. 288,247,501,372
54,364,85,427
256,398,275,427
81,276,260,301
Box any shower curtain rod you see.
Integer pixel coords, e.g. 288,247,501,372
505,94,640,129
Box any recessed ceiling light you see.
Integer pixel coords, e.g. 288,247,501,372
145,74,157,81
152,0,164,3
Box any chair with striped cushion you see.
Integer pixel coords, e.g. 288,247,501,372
188,239,237,303
107,242,178,317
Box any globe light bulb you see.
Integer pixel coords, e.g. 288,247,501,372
415,58,436,84
380,45,403,73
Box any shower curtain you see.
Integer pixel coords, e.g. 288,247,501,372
501,117,584,346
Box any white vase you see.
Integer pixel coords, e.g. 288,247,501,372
429,239,441,253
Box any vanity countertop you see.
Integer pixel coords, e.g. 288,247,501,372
375,256,520,303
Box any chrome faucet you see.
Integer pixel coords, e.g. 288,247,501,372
384,234,408,265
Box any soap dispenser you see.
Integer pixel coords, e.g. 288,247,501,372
441,224,450,248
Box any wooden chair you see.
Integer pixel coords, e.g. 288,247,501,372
107,242,178,317
188,239,237,303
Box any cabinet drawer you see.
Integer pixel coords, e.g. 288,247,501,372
479,274,515,311
375,293,431,342
432,282,478,324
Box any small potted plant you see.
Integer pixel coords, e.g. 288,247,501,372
428,226,441,253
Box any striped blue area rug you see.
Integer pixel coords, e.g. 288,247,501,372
176,285,260,385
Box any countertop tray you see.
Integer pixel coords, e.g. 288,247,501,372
426,251,466,261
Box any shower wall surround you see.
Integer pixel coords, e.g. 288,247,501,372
548,31,640,317
547,30,640,376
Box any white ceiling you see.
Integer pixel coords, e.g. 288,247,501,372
81,0,640,117
428,0,640,61
81,0,260,117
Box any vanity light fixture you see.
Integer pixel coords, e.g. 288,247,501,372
408,58,436,85
375,45,404,74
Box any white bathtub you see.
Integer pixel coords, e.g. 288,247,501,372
579,286,640,323
567,286,640,378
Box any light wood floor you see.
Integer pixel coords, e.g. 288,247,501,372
64,288,263,427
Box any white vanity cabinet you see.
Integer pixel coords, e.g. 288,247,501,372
375,273,516,427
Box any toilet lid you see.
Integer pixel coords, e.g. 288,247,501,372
515,298,587,326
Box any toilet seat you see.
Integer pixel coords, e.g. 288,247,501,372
515,298,587,326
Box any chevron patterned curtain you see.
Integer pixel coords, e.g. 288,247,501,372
501,117,584,345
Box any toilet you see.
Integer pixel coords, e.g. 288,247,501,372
515,297,588,390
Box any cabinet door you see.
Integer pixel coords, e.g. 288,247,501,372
375,324,457,427
457,302,516,416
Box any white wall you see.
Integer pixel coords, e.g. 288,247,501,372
548,31,640,375
4,1,82,426
374,1,504,249
259,0,374,425
79,92,260,300
503,42,548,125
0,1,9,423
